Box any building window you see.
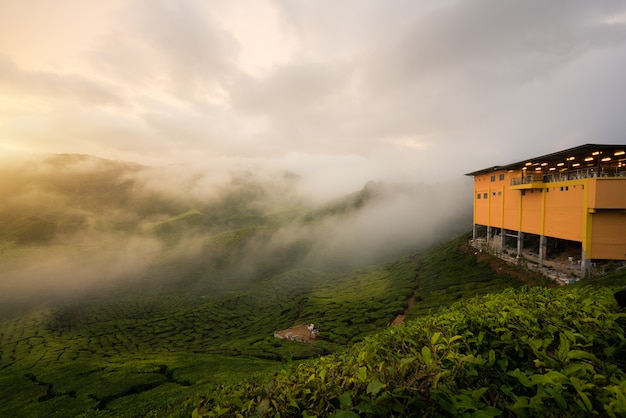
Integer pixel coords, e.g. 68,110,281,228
490,175,496,182
499,173,505,181
477,193,481,199
483,193,488,199
546,188,549,192
498,191,502,196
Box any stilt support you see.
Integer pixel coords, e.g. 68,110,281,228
517,232,524,258
539,235,547,266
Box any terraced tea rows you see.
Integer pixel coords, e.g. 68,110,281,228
0,257,417,416
407,238,551,317
196,281,626,417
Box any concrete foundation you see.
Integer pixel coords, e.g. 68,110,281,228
539,235,547,266
581,249,591,276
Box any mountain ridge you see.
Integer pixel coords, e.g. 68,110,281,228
0,152,471,313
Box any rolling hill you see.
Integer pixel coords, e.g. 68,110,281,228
4,153,623,417
0,153,471,314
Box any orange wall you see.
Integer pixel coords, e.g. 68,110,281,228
473,173,493,225
502,184,520,231
591,210,626,260
474,175,588,240
588,179,626,209
489,187,503,228
473,170,510,228
472,168,626,261
519,189,542,235
543,181,585,241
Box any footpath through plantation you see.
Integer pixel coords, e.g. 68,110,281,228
196,282,626,417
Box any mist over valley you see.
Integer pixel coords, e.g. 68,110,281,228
2,155,625,417
0,153,471,316
3,2,626,414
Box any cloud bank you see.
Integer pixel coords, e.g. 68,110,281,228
0,156,471,315
1,1,625,314
1,0,626,185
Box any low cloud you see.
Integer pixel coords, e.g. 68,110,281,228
0,155,471,315
298,180,471,270
0,232,163,301
4,1,626,316
2,1,626,177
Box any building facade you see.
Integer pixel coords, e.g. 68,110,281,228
466,144,626,273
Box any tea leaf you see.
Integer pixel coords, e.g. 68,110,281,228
366,379,386,395
422,346,433,366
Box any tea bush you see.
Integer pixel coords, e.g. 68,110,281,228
0,256,418,416
195,285,626,417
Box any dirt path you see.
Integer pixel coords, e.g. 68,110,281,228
391,240,556,326
391,293,415,325
392,259,420,325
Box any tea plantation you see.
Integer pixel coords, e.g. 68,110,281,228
1,252,420,416
198,281,626,417
1,235,624,417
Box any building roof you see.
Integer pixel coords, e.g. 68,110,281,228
465,144,626,176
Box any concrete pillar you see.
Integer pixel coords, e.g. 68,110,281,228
581,248,591,277
539,235,547,266
487,226,492,242
500,229,506,252
517,232,524,258
472,224,477,241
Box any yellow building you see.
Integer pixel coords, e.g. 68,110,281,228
466,144,626,274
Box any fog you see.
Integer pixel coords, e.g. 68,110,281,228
2,1,626,179
4,1,625,314
0,232,163,301
0,154,471,315
300,181,471,269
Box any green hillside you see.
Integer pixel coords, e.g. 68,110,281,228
1,154,623,417
195,278,626,418
0,153,471,315
0,234,579,417
0,256,417,416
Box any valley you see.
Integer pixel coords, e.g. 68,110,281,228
0,154,624,417
0,233,566,417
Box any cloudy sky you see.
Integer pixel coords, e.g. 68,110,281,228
2,0,626,192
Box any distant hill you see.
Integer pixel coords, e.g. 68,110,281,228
0,153,493,416
1,150,623,416
0,153,471,313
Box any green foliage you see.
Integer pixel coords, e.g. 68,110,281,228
0,257,418,416
0,157,624,418
5,228,624,417
195,284,626,417
407,236,550,318
0,216,57,244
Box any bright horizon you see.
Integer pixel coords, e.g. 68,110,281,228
2,1,626,195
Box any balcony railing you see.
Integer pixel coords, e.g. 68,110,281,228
511,168,626,186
